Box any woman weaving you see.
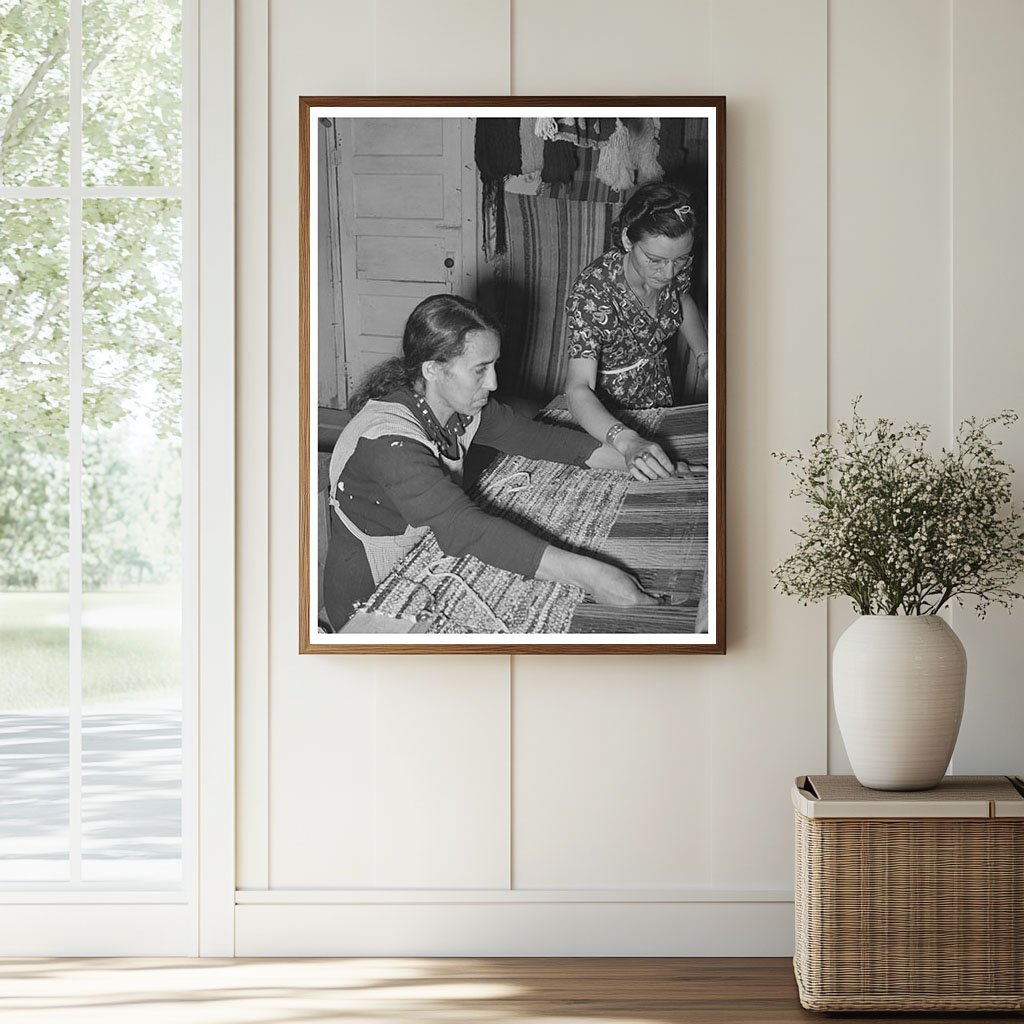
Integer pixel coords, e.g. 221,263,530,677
564,181,709,480
323,293,661,631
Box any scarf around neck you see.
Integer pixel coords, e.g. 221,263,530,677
405,389,473,461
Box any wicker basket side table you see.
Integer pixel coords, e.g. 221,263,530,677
793,774,1024,1012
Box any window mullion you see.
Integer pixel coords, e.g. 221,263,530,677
68,0,84,885
0,187,183,200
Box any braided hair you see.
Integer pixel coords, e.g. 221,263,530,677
348,294,501,414
613,181,698,251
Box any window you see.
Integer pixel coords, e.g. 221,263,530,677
0,0,192,890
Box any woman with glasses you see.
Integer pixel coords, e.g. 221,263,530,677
564,181,709,481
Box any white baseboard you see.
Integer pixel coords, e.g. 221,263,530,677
235,897,795,956
0,904,195,956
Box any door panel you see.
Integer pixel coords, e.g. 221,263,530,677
355,236,447,282
327,117,467,404
354,174,445,220
352,117,444,156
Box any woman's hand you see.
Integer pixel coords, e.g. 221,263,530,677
582,560,662,606
537,547,661,606
619,434,674,480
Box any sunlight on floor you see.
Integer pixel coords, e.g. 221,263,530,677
0,958,672,1024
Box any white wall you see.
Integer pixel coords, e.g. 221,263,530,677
234,0,1024,955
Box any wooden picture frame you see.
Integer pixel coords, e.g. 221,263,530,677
300,97,725,653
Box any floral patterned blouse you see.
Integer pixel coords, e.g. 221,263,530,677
565,248,690,410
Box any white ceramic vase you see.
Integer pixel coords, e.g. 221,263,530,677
832,615,967,791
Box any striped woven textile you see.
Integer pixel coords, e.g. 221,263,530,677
497,193,621,404
356,453,636,634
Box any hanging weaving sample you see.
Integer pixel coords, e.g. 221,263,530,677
474,118,522,258
540,139,577,183
519,118,545,177
541,144,625,203
496,193,621,403
629,117,664,184
549,116,603,148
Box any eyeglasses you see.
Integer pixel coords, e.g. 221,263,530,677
635,243,694,274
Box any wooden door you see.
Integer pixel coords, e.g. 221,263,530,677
327,117,474,405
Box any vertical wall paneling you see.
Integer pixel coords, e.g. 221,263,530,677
508,0,720,903
270,673,378,886
233,0,1024,954
827,0,951,773
828,0,950,425
236,0,270,894
513,659,713,889
265,0,380,888
374,0,511,95
511,0,713,94
827,0,946,423
708,0,828,888
949,0,1024,777
264,1,516,892
374,663,511,888
354,1,517,891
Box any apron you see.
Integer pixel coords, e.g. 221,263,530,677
328,398,482,586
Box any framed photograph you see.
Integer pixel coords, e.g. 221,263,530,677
300,97,725,654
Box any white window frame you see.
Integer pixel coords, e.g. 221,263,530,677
0,0,234,956
195,0,236,958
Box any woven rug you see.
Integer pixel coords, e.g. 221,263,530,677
357,451,638,634
358,544,583,634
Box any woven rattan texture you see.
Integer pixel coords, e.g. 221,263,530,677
806,773,1023,803
794,811,1024,1011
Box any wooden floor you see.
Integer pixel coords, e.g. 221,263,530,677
0,957,1020,1023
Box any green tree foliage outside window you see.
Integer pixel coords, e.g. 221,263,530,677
1,0,182,592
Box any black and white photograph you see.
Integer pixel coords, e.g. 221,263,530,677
300,99,725,653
